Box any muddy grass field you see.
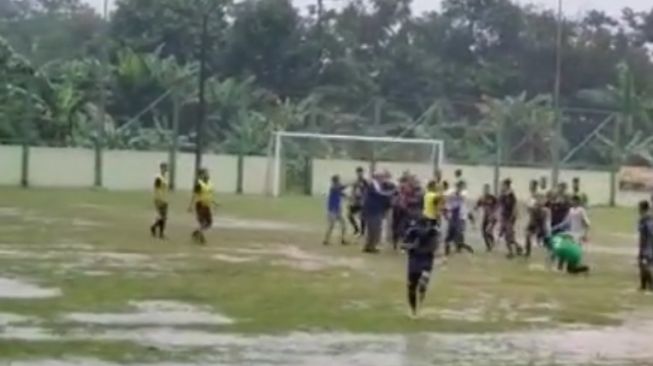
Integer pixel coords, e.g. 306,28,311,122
0,188,652,366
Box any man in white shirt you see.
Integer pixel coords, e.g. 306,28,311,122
553,195,590,244
444,180,474,255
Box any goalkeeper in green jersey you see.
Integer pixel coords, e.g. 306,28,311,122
550,233,590,275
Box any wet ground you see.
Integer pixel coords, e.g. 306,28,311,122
3,322,653,365
1,200,653,366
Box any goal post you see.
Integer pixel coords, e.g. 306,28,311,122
268,131,445,197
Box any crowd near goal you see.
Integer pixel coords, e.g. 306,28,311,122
268,131,445,197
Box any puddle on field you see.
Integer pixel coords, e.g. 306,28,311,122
0,313,34,326
0,207,104,228
0,245,174,277
0,277,61,299
6,322,653,365
71,218,105,228
223,245,365,272
213,254,259,263
64,301,234,326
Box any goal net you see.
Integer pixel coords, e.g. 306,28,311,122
267,131,444,196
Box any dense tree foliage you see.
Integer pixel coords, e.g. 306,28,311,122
1,0,653,165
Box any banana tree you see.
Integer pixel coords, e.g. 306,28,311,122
413,98,496,163
577,62,653,165
479,93,557,165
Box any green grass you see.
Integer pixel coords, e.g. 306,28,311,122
0,187,651,363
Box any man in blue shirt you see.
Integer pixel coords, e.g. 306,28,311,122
323,175,348,246
363,172,395,253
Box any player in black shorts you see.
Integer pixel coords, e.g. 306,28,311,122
638,201,653,291
525,194,550,257
475,184,498,251
403,218,438,317
548,183,571,237
348,167,368,236
499,179,522,258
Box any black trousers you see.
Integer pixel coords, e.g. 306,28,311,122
640,259,653,291
348,204,365,235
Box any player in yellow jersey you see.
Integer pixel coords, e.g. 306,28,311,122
188,168,216,244
150,162,169,239
422,180,444,229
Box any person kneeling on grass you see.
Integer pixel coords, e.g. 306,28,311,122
637,200,653,292
403,218,439,318
549,233,590,275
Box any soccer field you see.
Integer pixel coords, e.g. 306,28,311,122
0,188,652,366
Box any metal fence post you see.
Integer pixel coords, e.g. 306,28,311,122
168,94,180,191
369,97,382,174
610,115,622,207
493,116,504,195
20,79,32,188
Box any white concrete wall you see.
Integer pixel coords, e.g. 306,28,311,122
242,156,269,195
0,147,241,192
103,150,169,190
30,147,94,187
311,159,618,206
312,159,369,195
168,152,238,193
0,144,640,207
0,145,22,185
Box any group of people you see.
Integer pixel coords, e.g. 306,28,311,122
324,168,591,257
146,161,653,317
322,167,609,316
149,162,218,244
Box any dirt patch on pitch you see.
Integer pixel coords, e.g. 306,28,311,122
214,217,310,232
0,207,104,228
587,245,636,256
223,244,365,272
64,301,234,326
0,277,61,299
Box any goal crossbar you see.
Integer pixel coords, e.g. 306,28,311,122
276,131,441,145
271,131,444,196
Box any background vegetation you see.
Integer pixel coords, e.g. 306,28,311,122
1,0,653,166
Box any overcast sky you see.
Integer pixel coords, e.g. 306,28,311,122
84,0,651,19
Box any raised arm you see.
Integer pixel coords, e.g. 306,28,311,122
581,208,591,228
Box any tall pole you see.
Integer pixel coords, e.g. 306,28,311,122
194,13,209,181
273,132,283,197
551,0,563,187
95,0,109,188
168,93,180,191
493,117,504,196
317,0,324,28
370,97,382,174
21,77,32,188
